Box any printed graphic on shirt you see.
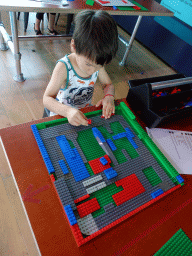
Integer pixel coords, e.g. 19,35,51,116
66,86,94,106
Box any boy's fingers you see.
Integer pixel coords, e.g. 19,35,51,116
96,99,103,107
78,113,88,126
102,106,107,118
106,106,113,118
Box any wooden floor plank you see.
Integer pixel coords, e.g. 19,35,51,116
0,176,29,256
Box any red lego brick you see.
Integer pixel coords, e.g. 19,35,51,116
50,174,55,182
74,194,90,204
76,198,100,218
74,184,181,246
87,119,92,125
101,115,105,118
71,224,84,246
88,155,111,174
133,5,141,10
112,174,145,206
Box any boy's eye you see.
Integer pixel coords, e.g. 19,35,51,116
86,64,91,66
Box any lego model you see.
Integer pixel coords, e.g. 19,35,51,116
31,102,184,246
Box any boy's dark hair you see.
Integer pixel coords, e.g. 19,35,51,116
73,10,118,65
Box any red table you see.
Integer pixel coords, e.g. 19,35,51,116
0,99,192,255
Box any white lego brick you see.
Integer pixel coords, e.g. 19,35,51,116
86,182,106,194
83,175,103,187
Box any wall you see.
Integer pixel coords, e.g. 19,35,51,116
113,11,192,77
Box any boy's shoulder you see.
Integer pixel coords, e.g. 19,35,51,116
58,54,69,63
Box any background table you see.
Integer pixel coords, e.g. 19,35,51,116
0,99,192,256
0,0,173,82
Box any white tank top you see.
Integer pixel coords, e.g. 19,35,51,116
50,55,99,116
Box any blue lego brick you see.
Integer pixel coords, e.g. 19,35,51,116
31,125,55,174
59,160,69,174
113,132,126,140
104,168,118,180
124,128,138,149
151,189,164,199
106,139,117,151
56,135,75,158
92,127,105,143
125,128,135,138
56,135,90,181
64,205,77,226
100,157,108,166
112,130,138,149
176,175,184,184
126,135,138,149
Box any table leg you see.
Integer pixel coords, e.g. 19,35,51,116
119,15,142,66
0,12,9,51
9,12,25,82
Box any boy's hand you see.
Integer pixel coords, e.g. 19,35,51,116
96,95,115,119
66,108,88,126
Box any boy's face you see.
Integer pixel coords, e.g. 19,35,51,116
76,54,103,77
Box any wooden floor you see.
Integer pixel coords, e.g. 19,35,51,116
0,11,176,255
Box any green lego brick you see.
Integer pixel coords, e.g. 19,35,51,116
85,163,94,176
143,167,162,187
77,121,139,164
77,129,105,162
36,118,68,130
98,124,139,164
154,229,192,256
80,183,123,218
68,140,75,149
119,102,181,183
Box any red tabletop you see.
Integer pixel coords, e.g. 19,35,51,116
0,99,192,256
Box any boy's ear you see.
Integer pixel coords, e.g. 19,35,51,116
71,39,76,53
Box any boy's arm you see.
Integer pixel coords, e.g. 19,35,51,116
43,62,88,126
96,67,115,118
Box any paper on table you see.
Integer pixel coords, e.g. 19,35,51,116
29,0,68,6
94,0,135,7
146,127,192,175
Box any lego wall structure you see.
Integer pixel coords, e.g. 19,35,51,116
31,102,184,246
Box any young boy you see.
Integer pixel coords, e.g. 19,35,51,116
43,10,118,126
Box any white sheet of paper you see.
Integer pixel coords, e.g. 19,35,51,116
94,0,135,7
146,127,192,175
29,0,68,6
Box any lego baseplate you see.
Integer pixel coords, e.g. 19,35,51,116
154,229,192,256
31,102,184,246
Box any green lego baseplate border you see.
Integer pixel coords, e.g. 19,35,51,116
35,102,184,185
